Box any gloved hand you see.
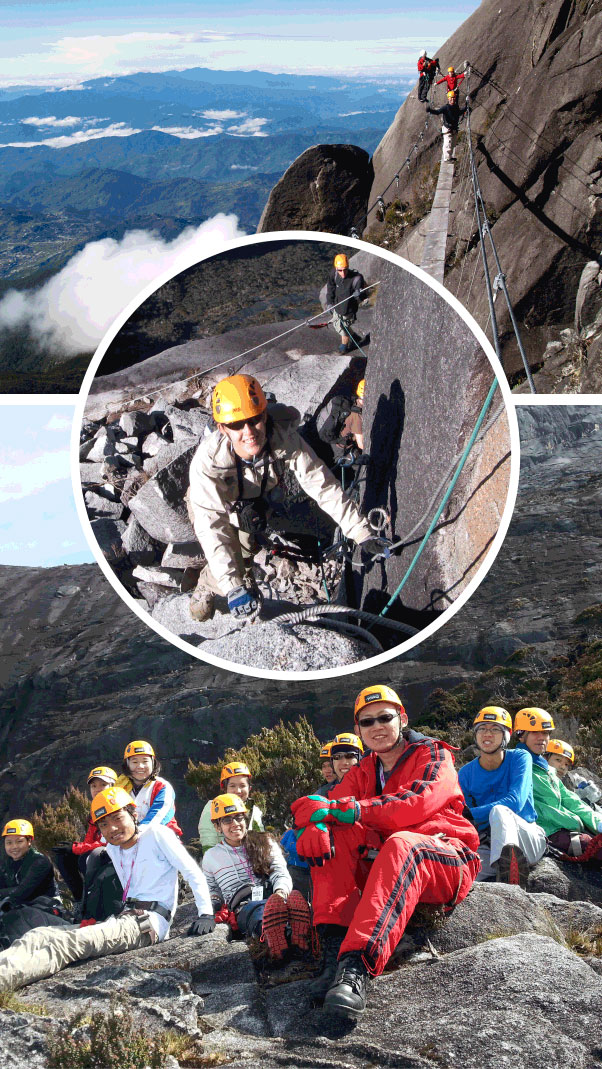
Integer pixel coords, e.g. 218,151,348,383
295,823,334,866
360,536,392,560
214,906,230,925
189,914,216,936
227,585,262,620
291,795,358,828
0,897,13,912
53,842,74,854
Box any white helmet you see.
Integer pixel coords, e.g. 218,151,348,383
420,49,427,57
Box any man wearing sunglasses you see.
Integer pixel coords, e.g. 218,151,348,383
291,684,481,1019
187,373,386,622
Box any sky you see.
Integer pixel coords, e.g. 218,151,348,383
0,404,93,567
0,1,480,85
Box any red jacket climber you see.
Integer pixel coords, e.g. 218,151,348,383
291,684,480,1019
417,50,439,102
437,66,465,92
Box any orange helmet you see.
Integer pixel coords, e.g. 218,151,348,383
212,374,267,425
334,254,349,270
547,739,575,763
331,732,364,759
319,742,334,760
219,761,251,788
473,707,513,731
124,740,155,760
356,379,365,400
91,787,135,824
210,794,249,822
514,708,555,733
448,66,455,73
354,684,405,721
87,765,118,785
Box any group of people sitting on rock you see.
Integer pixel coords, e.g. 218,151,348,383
1,689,599,1019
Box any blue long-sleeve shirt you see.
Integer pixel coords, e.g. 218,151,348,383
458,748,538,830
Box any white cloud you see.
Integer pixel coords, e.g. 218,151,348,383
339,111,366,116
201,109,245,120
0,214,245,356
228,116,269,137
230,164,258,170
0,449,72,504
21,114,82,127
44,414,73,432
0,121,140,149
151,124,223,138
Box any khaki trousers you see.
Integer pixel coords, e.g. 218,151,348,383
0,913,152,992
185,489,256,595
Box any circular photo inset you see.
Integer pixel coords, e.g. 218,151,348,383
75,232,518,678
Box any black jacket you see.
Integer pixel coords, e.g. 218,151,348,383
326,268,365,317
426,102,466,131
0,847,56,906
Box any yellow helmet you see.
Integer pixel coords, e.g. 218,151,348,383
319,742,334,760
447,90,457,102
334,253,349,269
448,66,455,73
473,706,513,731
331,732,364,758
514,708,555,733
547,739,575,763
212,374,267,424
220,761,251,788
90,786,135,824
124,740,155,760
356,379,365,400
354,684,405,721
2,819,33,838
87,765,118,785
210,793,249,822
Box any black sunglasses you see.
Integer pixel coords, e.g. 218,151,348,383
227,414,265,432
357,712,398,728
333,751,359,761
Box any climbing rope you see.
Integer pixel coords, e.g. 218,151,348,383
373,376,501,623
554,833,602,865
464,67,537,393
275,602,418,636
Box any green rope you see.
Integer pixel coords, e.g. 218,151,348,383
377,378,499,620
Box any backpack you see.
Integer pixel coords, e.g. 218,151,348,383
316,395,353,444
81,850,124,923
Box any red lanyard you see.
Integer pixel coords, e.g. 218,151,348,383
118,841,139,902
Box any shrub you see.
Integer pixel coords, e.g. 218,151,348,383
186,716,322,829
31,788,89,854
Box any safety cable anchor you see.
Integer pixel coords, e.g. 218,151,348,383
493,272,505,299
349,226,360,239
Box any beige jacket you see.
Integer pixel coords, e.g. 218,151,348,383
188,404,372,594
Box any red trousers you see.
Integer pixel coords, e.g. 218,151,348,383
311,824,480,976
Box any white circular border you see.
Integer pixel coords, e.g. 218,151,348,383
72,229,521,682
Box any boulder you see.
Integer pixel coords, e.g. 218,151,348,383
121,517,162,567
258,144,373,234
528,857,602,904
119,410,159,437
529,893,602,935
162,541,205,569
89,518,127,562
163,404,211,445
128,446,196,543
83,491,125,520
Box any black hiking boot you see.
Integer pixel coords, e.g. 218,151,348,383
496,844,529,889
323,950,369,1018
308,925,346,1004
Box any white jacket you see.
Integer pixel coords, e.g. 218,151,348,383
188,404,372,594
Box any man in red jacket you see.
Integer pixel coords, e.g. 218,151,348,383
291,684,480,1018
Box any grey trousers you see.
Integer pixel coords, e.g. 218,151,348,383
0,912,153,992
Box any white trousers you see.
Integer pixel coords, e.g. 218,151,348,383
476,804,547,880
0,912,152,992
442,127,457,162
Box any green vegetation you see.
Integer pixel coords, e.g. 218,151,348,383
47,999,210,1069
32,788,89,854
186,716,322,829
0,990,48,1015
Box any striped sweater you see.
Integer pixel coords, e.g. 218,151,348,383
201,838,291,908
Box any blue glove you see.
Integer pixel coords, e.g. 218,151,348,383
227,585,261,620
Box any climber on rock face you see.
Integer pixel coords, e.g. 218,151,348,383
417,50,439,102
316,377,364,460
327,254,366,354
426,93,467,163
437,65,465,94
458,707,546,888
0,787,216,992
291,684,481,1019
515,708,602,863
186,373,378,623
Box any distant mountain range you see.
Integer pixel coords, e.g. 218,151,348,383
0,68,405,286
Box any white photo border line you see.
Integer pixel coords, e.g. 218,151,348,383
71,229,521,682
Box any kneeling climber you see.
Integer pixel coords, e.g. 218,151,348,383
187,374,386,622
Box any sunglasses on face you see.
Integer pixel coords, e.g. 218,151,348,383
227,414,265,432
357,712,398,728
221,814,246,826
333,752,359,761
